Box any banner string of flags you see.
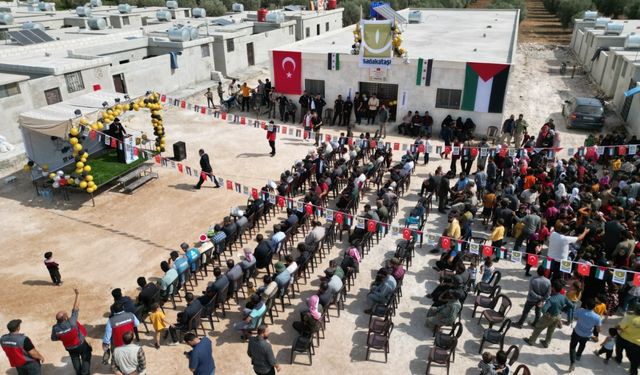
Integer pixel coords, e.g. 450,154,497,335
158,93,640,159
91,98,640,286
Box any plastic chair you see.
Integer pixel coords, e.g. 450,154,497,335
365,321,393,362
513,364,531,375
290,333,315,365
434,322,463,362
425,337,457,375
472,285,502,318
505,344,520,366
475,270,501,296
479,318,511,353
478,294,512,328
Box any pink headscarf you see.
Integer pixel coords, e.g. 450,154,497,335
348,246,362,263
308,295,321,320
243,248,254,263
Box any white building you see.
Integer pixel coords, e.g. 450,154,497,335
269,8,519,135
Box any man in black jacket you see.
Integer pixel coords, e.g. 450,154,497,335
195,149,220,189
332,95,344,125
298,91,311,123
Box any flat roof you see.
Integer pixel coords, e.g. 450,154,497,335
279,8,518,64
0,55,109,75
0,72,30,85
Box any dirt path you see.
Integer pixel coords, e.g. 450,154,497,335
518,0,571,44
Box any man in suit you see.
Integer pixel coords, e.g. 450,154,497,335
194,149,220,189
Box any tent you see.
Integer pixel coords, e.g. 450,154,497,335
19,91,131,180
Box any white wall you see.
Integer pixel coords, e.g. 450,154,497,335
612,59,636,111
601,52,625,97
273,52,506,135
581,35,625,71
589,49,610,88
570,20,595,54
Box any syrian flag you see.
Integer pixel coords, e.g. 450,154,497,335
595,267,606,280
461,62,510,113
328,53,340,70
416,58,433,86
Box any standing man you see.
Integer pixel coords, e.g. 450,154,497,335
111,331,146,375
313,95,326,121
241,82,251,112
367,94,379,125
514,265,550,328
500,114,515,145
216,82,224,106
342,96,353,127
1,320,44,375
354,92,363,125
51,288,92,375
332,95,344,126
266,121,277,157
247,325,280,375
615,302,640,375
568,299,602,372
378,104,389,138
102,302,140,365
513,114,528,149
547,225,589,280
298,91,311,123
524,280,571,348
311,111,322,147
204,88,214,109
184,332,216,375
195,149,221,189
109,118,127,163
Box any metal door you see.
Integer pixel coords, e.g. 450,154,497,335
113,74,127,94
247,42,255,66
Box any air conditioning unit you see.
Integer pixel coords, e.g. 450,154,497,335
231,3,244,12
604,22,623,36
594,17,611,29
408,10,423,24
583,10,597,21
625,34,640,49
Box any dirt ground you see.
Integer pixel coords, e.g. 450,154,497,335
0,40,630,375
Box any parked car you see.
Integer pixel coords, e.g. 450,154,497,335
562,97,605,130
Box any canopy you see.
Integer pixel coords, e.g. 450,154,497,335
19,91,130,139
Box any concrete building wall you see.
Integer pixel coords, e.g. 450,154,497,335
581,35,626,71
611,57,636,111
601,51,625,97
589,49,610,88
570,20,595,53
276,52,505,135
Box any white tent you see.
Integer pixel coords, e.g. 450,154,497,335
19,91,130,138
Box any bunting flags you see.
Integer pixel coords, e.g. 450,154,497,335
595,267,606,280
560,260,572,274
612,269,627,284
577,263,590,276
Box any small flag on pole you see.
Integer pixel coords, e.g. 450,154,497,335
416,58,433,86
577,263,590,276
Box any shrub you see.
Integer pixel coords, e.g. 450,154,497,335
626,0,640,19
489,0,527,22
202,0,226,16
556,0,592,28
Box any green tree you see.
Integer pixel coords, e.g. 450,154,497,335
626,0,640,19
593,0,625,18
556,0,592,28
202,0,226,16
489,0,527,21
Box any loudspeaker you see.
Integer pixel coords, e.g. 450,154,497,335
173,141,186,161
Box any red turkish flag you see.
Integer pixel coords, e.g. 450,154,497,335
305,204,313,215
160,95,166,102
89,130,97,140
133,147,139,156
367,220,377,233
444,146,452,154
180,101,186,108
282,126,287,134
577,263,590,277
370,140,377,148
470,147,479,157
618,145,628,155
154,155,161,164
348,138,353,146
110,138,117,148
393,143,400,151
482,245,493,257
226,180,233,190
240,117,246,125
200,107,206,114
177,163,183,173
441,236,450,249
527,254,539,267
221,112,227,120
633,272,640,287
402,228,411,240
335,212,344,224
418,144,425,153
251,188,259,200
277,196,285,207
272,50,302,95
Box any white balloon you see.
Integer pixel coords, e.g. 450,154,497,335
75,178,81,185
64,175,71,180
57,170,64,176
54,176,61,181
52,182,60,188
42,171,48,177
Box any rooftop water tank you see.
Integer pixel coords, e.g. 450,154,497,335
625,34,640,49
257,8,267,22
583,10,597,21
0,12,13,25
22,21,44,29
38,2,54,11
604,22,623,35
408,10,423,24
88,16,106,29
166,0,178,9
594,17,611,29
185,25,197,39
192,7,205,18
156,9,171,21
90,0,101,7
265,11,284,23
27,0,39,4
231,3,243,12
76,6,91,17
168,26,190,42
118,3,131,13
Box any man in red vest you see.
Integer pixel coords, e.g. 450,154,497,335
1,319,45,374
51,288,92,375
101,301,139,365
267,121,277,157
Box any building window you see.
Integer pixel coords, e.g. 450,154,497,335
0,82,20,99
304,79,325,97
435,88,462,110
226,39,234,52
622,61,628,77
316,24,320,35
201,44,210,58
305,27,310,38
289,25,294,35
122,16,130,25
65,71,84,93
325,22,329,32
44,87,62,105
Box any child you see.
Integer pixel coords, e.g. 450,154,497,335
468,259,478,290
491,219,505,261
564,278,582,325
592,294,607,339
594,327,617,363
149,303,173,349
494,350,510,374
44,251,62,285
480,257,495,284
482,189,497,226
478,351,494,375
246,281,256,296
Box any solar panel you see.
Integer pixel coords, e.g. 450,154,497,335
30,28,55,42
23,29,47,42
8,30,34,45
373,4,407,24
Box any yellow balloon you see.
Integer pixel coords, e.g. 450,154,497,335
69,137,79,145
80,158,87,163
67,179,74,185
86,187,94,193
70,127,80,136
97,123,104,130
133,104,140,111
85,175,93,182
101,111,108,118
74,143,83,151
79,181,88,189
42,164,49,171
23,165,31,172
48,173,56,179
107,109,114,115
76,161,84,169
90,124,98,131
72,151,79,157
79,118,89,125
75,168,83,174
83,165,91,172
82,152,89,158
155,146,161,152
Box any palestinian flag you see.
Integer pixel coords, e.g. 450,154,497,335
595,267,606,280
328,53,340,70
416,58,433,86
461,62,510,113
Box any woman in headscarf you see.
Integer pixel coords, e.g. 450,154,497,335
347,245,362,264
569,187,580,204
293,293,323,336
556,183,567,201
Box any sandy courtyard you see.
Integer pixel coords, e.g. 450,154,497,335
0,44,631,375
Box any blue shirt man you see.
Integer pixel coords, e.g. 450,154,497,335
185,334,215,375
181,242,200,272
